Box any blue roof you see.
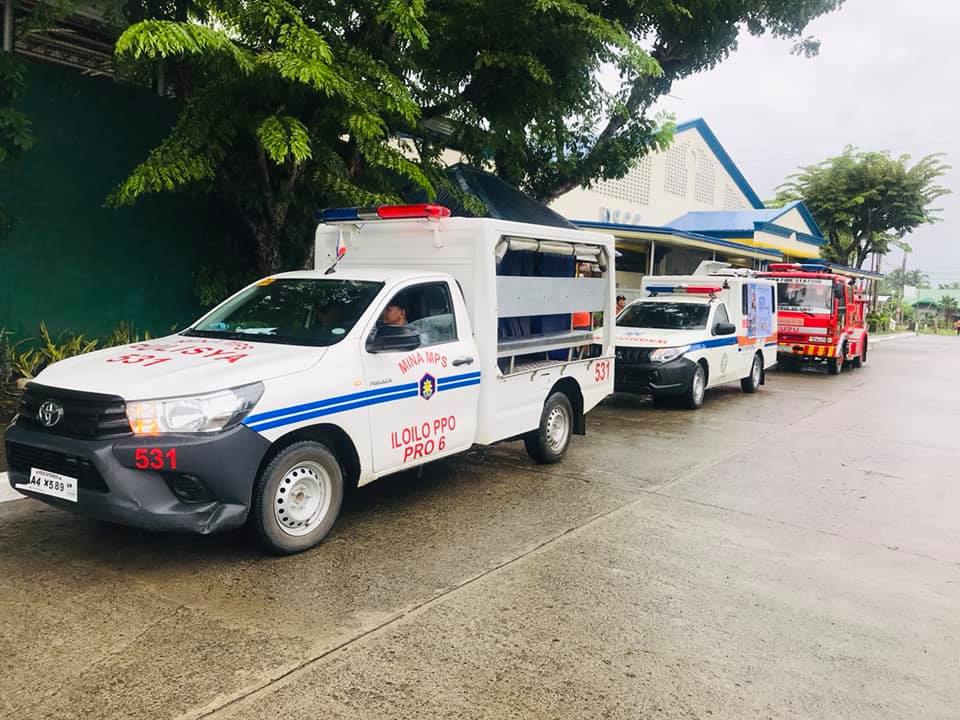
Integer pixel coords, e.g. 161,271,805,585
668,200,825,244
669,208,784,233
675,118,764,210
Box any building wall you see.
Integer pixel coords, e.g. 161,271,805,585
0,61,210,339
549,126,753,226
770,207,811,234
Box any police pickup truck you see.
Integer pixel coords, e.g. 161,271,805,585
614,266,778,409
4,204,615,553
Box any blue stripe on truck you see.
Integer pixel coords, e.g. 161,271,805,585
244,371,482,432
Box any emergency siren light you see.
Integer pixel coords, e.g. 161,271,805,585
646,284,723,296
317,204,451,223
767,262,832,273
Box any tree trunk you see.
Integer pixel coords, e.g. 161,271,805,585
253,223,283,276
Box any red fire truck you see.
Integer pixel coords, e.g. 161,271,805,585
759,263,868,375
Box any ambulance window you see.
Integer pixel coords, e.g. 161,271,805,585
714,303,730,325
377,282,458,348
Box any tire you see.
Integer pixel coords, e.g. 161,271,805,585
855,338,867,367
524,391,574,464
252,440,344,555
741,353,762,393
827,344,844,375
684,363,706,410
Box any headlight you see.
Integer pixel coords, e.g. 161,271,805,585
126,382,264,434
649,345,690,364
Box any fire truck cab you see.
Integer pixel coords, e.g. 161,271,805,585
759,263,868,375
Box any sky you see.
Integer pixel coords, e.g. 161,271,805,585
649,0,959,284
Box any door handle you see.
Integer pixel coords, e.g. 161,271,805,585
452,356,475,366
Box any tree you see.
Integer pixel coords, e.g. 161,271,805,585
414,0,845,202
880,267,929,294
939,281,960,290
0,52,35,237
940,295,959,323
111,0,846,276
109,0,437,275
776,147,951,268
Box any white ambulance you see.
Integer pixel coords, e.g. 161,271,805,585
4,204,615,553
614,265,778,409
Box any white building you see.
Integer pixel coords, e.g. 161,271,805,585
548,118,881,295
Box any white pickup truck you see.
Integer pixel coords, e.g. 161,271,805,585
4,204,615,553
614,266,778,409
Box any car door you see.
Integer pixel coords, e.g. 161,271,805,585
361,279,480,475
710,302,739,384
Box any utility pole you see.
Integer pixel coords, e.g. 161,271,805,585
896,250,908,326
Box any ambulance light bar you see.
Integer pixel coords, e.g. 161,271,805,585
317,204,451,223
646,285,723,296
767,263,832,273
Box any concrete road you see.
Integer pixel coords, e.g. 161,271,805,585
2,334,958,720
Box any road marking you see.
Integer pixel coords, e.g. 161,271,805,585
0,473,25,503
870,332,916,344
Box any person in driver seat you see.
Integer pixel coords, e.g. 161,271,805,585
380,298,408,327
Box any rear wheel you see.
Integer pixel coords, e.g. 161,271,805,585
741,353,762,393
524,391,574,464
684,363,706,410
252,441,344,555
853,338,867,367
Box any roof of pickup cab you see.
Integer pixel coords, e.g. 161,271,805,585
265,268,445,284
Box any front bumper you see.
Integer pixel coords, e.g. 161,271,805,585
4,420,271,534
777,342,837,361
615,356,698,397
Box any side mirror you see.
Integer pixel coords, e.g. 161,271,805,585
713,322,737,336
367,324,421,353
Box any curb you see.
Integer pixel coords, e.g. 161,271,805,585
0,472,25,504
870,332,916,344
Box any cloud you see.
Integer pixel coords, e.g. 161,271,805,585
646,0,959,278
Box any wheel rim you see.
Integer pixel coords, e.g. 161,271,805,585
545,404,570,453
752,357,761,386
274,461,333,537
692,368,705,404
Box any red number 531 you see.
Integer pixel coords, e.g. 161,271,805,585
134,448,178,470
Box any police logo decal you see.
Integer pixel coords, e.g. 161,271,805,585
419,373,436,400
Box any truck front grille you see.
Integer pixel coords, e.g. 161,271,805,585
6,442,109,492
17,384,130,439
615,347,654,364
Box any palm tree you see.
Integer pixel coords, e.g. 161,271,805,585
939,295,959,324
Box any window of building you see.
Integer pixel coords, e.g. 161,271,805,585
593,155,652,205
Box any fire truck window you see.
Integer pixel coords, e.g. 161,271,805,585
714,303,730,325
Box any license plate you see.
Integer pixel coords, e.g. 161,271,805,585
16,467,78,503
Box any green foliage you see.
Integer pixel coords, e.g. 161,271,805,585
0,53,36,238
777,147,951,268
108,0,844,283
880,268,930,294
939,281,960,290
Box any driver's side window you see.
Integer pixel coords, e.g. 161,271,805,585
368,282,458,351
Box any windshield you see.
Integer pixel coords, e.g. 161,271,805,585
185,279,384,346
618,302,710,330
776,278,834,314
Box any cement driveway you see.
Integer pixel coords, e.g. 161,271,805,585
1,334,958,719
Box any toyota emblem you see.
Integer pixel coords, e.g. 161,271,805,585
38,400,64,428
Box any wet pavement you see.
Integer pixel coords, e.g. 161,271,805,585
1,334,958,719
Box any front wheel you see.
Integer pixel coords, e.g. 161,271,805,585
827,345,845,375
252,441,344,555
741,353,762,393
524,391,574,464
684,363,706,410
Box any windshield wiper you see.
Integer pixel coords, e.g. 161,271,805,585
182,329,253,342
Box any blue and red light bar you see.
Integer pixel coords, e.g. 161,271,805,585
316,203,451,224
646,284,723,295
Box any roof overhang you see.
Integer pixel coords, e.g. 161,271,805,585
572,221,782,262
